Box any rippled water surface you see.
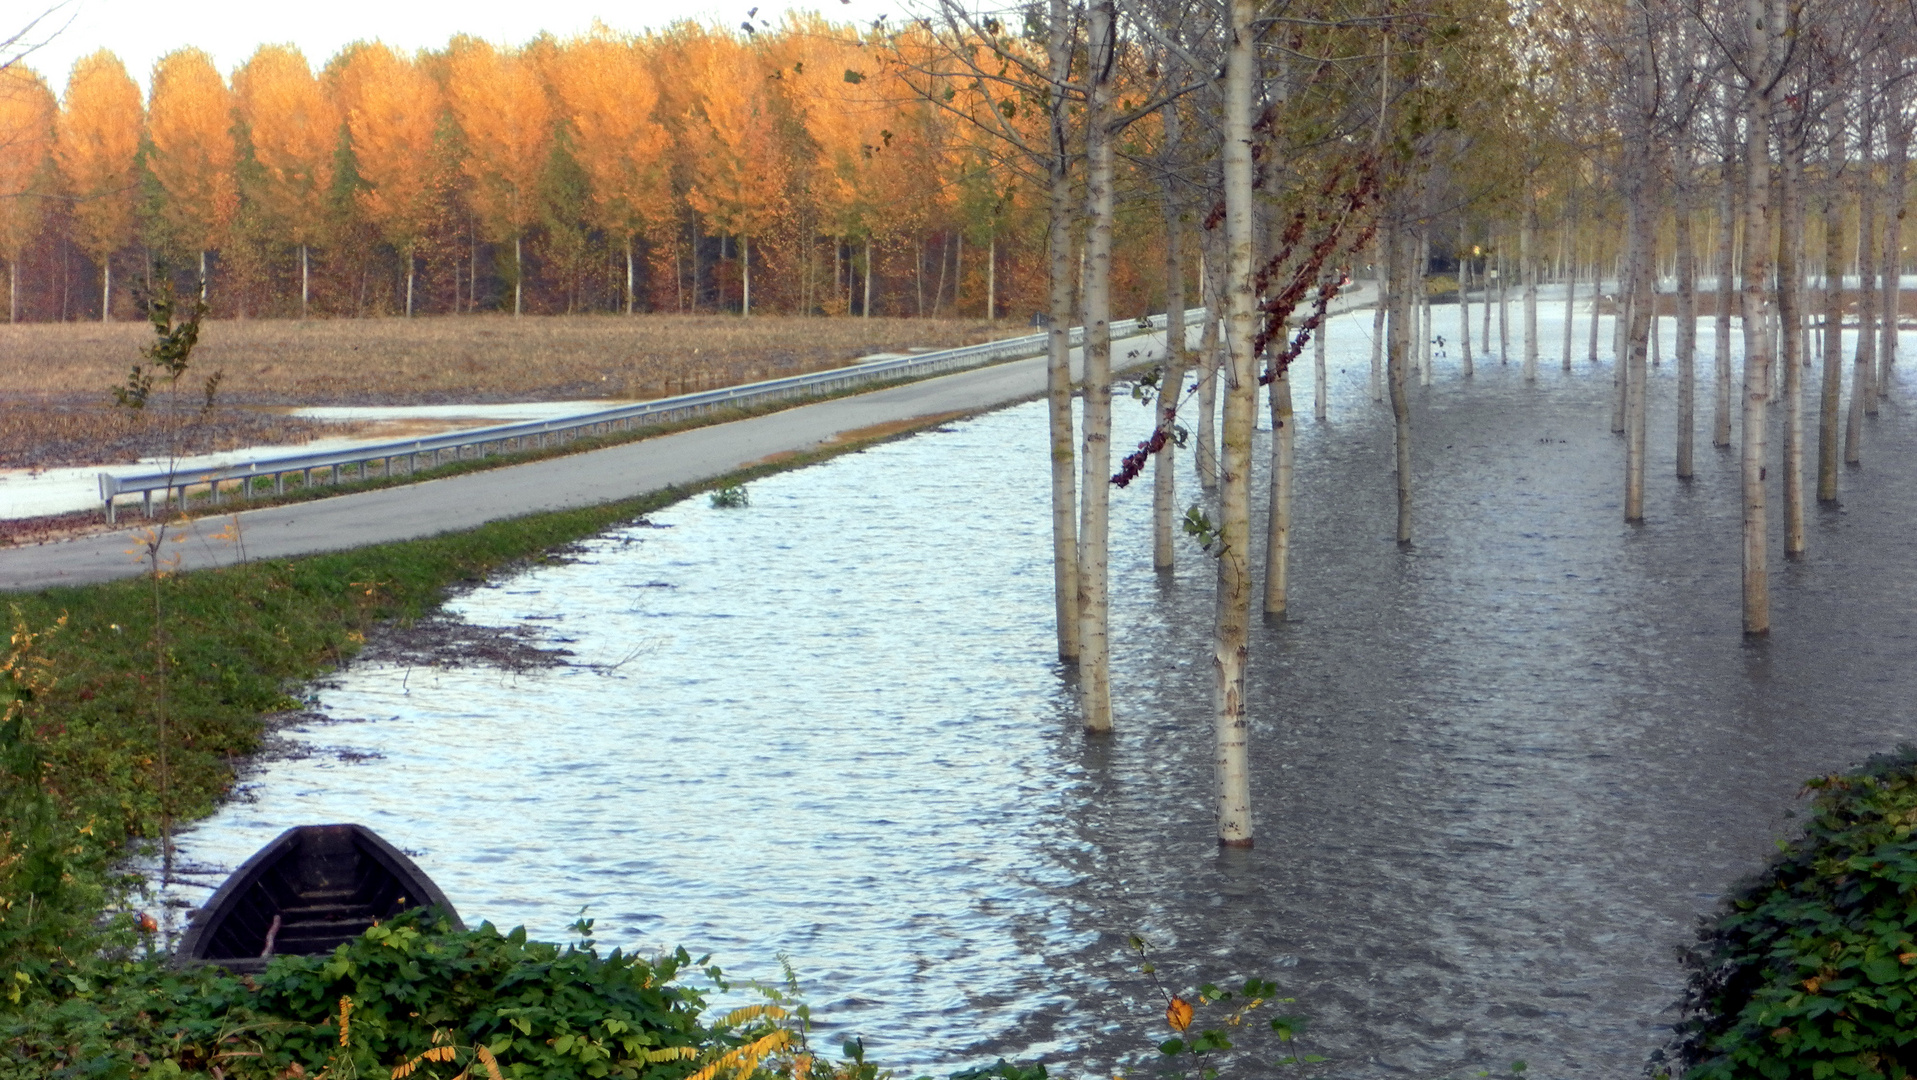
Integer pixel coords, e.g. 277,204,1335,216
159,305,1917,1078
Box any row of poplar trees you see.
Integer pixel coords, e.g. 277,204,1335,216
0,21,1190,322
925,0,1913,845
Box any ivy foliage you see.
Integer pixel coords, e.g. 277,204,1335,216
0,909,712,1079
1675,747,1917,1080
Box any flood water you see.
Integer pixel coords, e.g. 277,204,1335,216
153,300,1917,1079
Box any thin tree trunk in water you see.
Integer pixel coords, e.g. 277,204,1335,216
1623,157,1656,522
1388,220,1413,544
1458,222,1474,376
1315,270,1330,418
1523,189,1539,379
1419,231,1434,386
1044,0,1078,663
1676,143,1698,479
1214,0,1256,845
1370,233,1386,401
1740,12,1776,637
1879,118,1905,395
1780,130,1806,558
1077,0,1116,734
1154,103,1187,572
1562,221,1578,372
1715,152,1736,447
1848,150,1877,460
1613,284,1631,433
1198,240,1222,489
1497,245,1510,362
1588,257,1602,362
1264,371,1293,615
1481,247,1493,348
1820,158,1845,502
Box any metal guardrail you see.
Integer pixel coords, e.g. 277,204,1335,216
99,309,1205,522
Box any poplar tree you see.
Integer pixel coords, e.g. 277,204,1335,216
56,50,141,322
337,44,443,317
447,40,553,317
0,65,54,322
235,45,337,320
147,48,238,304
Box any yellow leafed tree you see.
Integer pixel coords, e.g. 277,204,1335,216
683,33,787,316
781,19,892,317
147,47,239,301
56,49,141,322
550,33,670,314
337,44,443,316
235,44,337,318
446,39,550,316
0,65,55,321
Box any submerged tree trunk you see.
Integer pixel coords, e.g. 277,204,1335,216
1715,151,1737,448
1562,219,1578,372
1264,371,1293,615
1780,128,1807,558
1077,0,1116,734
1676,141,1698,479
1880,117,1906,395
1213,0,1256,847
1820,149,1846,502
1458,222,1474,376
1044,0,1078,663
1315,269,1330,417
1198,240,1222,489
1154,133,1188,571
1523,188,1539,380
1388,219,1413,545
1497,244,1510,362
1740,20,1777,637
1847,144,1877,462
1370,233,1386,401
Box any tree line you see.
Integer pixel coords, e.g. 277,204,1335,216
0,21,1183,322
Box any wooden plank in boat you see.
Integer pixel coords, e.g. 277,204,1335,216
174,823,463,974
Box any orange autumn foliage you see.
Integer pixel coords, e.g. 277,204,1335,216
549,33,671,243
235,45,337,249
336,44,443,258
55,50,142,267
0,66,56,264
682,33,787,242
445,39,551,242
146,47,238,256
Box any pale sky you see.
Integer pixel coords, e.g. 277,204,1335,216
13,0,911,95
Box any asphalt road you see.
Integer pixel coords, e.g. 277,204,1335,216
0,326,1175,591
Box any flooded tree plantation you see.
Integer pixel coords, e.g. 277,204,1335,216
154,311,1917,1078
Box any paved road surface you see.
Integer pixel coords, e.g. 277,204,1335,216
0,326,1177,591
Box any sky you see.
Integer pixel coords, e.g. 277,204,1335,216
12,0,910,95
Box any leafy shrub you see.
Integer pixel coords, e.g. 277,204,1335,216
708,485,749,509
0,909,712,1079
1672,746,1917,1079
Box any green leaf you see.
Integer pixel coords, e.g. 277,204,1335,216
1159,1038,1185,1056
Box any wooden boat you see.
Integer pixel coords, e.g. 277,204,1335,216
175,823,464,973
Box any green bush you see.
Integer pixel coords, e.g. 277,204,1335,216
1672,746,1917,1079
0,909,712,1079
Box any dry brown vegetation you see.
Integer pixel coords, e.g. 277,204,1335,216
0,312,1019,469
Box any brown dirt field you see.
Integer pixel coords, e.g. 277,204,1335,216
0,313,1020,469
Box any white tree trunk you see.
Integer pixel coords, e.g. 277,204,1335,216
1044,0,1078,662
1370,233,1386,401
1847,145,1877,460
101,260,110,323
1740,0,1778,636
1879,118,1905,394
1154,111,1187,571
1497,245,1510,362
1819,145,1845,503
1715,151,1737,447
1780,130,1806,558
301,244,310,320
987,231,996,320
1197,240,1222,489
1076,0,1116,734
864,236,874,319
1458,222,1474,377
1562,228,1578,372
742,235,752,317
1388,220,1413,544
1522,190,1539,380
1314,272,1329,419
405,252,415,318
1213,0,1256,847
1675,146,1698,479
626,235,636,315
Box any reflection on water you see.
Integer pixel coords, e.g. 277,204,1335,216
156,307,1917,1078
